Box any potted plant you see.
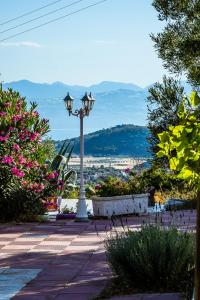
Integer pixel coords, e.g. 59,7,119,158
44,141,77,213
92,176,149,217
56,204,76,220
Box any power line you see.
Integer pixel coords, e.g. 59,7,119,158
0,0,86,35
0,0,108,42
0,0,65,26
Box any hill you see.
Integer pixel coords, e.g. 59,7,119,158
55,124,150,157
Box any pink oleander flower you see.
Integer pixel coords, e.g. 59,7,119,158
8,127,14,132
18,155,26,164
11,167,25,177
32,111,39,117
13,144,20,151
2,155,14,165
26,162,33,168
18,130,30,141
30,132,40,141
53,171,59,177
0,112,7,117
12,114,22,122
47,172,56,179
0,134,9,142
3,102,11,108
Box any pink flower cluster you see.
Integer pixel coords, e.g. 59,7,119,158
12,114,22,122
0,112,7,117
47,171,59,180
15,100,22,112
0,132,10,142
1,155,14,165
32,111,39,117
30,132,40,141
22,180,45,193
3,102,11,108
11,167,25,177
26,162,33,168
18,130,40,142
12,144,20,151
18,155,26,164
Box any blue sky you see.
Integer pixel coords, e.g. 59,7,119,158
0,0,166,87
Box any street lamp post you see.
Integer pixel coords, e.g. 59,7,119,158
64,92,95,222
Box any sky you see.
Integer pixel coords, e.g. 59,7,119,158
0,0,167,88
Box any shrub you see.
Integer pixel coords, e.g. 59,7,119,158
0,89,60,221
105,226,194,297
95,176,145,197
0,188,46,221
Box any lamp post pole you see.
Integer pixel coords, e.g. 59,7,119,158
76,108,88,221
64,92,95,222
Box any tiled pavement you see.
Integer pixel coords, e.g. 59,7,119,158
0,210,196,300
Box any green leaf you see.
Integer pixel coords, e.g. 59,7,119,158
158,131,170,143
177,101,185,118
190,91,200,107
157,150,167,158
180,168,193,180
169,157,179,170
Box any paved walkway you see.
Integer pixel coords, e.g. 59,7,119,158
0,210,196,300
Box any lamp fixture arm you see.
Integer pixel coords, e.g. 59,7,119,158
70,108,88,118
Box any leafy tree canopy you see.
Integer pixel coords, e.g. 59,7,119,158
152,0,200,86
157,91,200,187
147,75,185,166
157,90,200,299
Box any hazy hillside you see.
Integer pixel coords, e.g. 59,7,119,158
55,124,150,157
3,80,148,139
2,80,190,140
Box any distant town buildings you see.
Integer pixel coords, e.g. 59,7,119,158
69,156,149,184
69,156,147,170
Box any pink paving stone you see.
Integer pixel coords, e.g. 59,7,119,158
13,295,48,300
15,285,65,296
3,244,35,250
58,281,107,294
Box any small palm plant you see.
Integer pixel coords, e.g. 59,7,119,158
50,140,77,197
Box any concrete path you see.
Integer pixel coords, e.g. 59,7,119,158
0,210,195,300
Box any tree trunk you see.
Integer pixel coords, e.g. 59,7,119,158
195,191,200,300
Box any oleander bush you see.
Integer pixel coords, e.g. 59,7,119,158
105,226,194,298
0,89,62,221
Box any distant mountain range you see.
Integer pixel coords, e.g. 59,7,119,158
55,124,150,157
3,79,191,140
